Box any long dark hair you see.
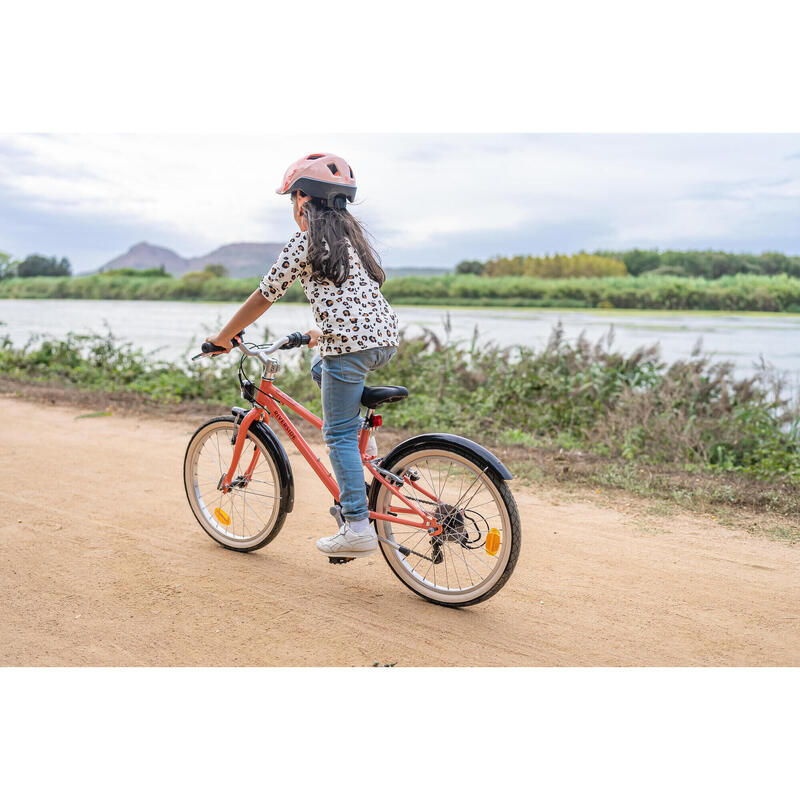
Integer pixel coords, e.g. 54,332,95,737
298,194,386,287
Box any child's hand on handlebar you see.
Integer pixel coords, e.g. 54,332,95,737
305,328,322,348
205,333,234,353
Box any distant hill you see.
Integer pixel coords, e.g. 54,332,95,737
98,241,284,279
99,242,188,275
185,243,284,277
97,243,452,278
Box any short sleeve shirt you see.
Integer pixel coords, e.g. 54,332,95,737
259,231,399,358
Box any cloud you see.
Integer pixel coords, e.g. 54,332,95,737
381,218,618,265
1,133,800,271
0,181,198,269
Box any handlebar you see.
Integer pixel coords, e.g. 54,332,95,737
192,330,312,366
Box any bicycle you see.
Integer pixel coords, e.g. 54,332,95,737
183,331,521,606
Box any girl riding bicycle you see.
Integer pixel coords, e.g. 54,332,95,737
206,153,399,559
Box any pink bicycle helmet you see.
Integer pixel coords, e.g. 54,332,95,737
276,152,357,207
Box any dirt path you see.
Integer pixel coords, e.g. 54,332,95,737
1,396,799,666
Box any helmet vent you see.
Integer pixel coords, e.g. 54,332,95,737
349,166,354,178
327,162,340,176
306,153,324,160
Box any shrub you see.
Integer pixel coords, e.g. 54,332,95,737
2,325,798,483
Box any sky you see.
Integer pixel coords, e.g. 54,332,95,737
1,133,800,273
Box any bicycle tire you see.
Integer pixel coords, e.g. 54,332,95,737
369,440,521,607
183,416,289,552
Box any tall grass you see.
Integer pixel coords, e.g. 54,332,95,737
377,325,800,483
2,325,798,484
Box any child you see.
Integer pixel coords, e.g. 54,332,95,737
206,153,399,558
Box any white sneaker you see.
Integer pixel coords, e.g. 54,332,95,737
316,521,377,558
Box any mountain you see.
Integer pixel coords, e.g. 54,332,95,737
98,241,284,278
185,243,283,277
99,242,187,274
97,242,452,279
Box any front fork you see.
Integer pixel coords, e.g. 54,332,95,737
219,407,263,493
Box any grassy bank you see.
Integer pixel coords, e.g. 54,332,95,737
5,272,800,312
2,326,799,521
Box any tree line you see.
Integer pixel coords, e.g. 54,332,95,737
0,252,231,280
5,248,799,282
0,252,72,279
0,251,72,280
456,249,800,279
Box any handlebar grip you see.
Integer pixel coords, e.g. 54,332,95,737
195,330,246,360
201,341,226,354
200,330,246,354
280,332,312,350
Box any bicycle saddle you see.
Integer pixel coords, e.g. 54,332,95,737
360,385,409,408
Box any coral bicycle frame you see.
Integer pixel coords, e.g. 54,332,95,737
218,339,444,537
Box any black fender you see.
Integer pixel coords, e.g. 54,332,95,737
369,432,512,508
232,407,295,513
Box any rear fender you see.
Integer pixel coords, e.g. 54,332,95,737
369,432,512,508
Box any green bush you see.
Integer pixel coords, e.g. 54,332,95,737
100,267,172,278
3,325,798,484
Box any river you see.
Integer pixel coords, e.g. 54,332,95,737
2,299,799,383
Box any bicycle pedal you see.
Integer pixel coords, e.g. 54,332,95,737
328,556,355,565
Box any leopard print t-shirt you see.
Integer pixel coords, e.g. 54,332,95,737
259,231,400,358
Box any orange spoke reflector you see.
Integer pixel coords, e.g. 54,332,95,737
214,507,232,526
485,528,501,556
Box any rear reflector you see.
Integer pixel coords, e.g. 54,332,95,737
372,415,382,427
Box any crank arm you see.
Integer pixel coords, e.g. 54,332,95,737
376,535,437,563
331,506,438,562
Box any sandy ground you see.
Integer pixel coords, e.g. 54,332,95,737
1,396,799,667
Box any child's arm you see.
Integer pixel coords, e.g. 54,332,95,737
206,289,273,352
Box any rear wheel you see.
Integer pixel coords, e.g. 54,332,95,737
370,443,521,606
183,416,288,551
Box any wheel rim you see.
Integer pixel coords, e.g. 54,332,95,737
374,449,512,603
186,421,281,547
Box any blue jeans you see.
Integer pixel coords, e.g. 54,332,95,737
310,346,397,521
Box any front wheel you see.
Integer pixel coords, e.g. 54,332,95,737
370,442,521,607
183,416,288,551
